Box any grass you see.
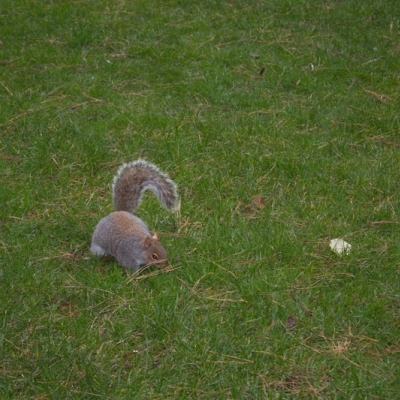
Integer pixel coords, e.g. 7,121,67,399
1,0,400,398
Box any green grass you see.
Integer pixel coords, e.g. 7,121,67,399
1,0,400,398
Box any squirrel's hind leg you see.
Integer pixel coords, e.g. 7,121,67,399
90,242,108,257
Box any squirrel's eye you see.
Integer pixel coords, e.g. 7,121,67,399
152,253,159,260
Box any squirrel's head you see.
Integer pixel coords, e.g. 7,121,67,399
142,234,168,267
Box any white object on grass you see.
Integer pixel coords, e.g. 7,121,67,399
330,238,351,255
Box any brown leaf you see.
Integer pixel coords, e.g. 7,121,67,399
252,195,266,209
60,301,79,317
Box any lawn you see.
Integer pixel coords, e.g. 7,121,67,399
1,0,400,398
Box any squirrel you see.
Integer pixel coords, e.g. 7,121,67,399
90,159,180,271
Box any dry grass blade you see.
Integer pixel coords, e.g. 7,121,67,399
127,264,181,282
364,90,393,103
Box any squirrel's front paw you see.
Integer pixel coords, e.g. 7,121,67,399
90,243,108,257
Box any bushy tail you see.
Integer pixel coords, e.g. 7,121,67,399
112,159,180,214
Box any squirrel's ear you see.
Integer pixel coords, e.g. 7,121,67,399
143,236,152,250
152,232,160,241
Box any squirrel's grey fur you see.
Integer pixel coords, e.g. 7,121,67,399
90,159,179,271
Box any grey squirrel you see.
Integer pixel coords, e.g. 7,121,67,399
90,159,180,271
